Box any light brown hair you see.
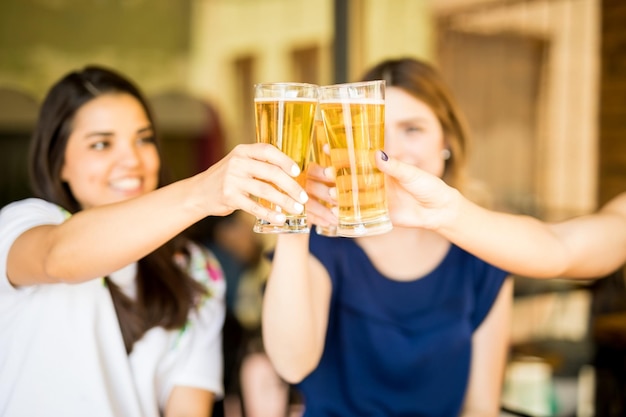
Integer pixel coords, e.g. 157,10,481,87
360,57,471,191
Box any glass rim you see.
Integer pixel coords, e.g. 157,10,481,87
254,81,319,88
318,79,385,90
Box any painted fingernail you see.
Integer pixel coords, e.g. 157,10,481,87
329,188,337,199
276,213,286,223
380,151,388,161
300,191,309,203
294,202,304,213
291,165,301,177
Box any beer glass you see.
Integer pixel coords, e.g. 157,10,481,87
309,109,338,237
253,82,318,233
318,80,392,237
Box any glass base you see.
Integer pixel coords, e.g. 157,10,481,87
337,217,393,237
253,216,310,234
315,225,338,237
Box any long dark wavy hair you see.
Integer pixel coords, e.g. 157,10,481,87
360,57,471,191
28,65,207,353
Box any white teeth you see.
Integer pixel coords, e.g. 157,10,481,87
111,178,141,191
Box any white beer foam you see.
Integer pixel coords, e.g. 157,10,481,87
319,98,384,105
254,97,318,103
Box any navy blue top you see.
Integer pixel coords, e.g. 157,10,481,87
298,231,509,417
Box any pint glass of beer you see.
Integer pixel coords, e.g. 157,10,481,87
309,109,338,237
318,80,392,237
253,82,318,233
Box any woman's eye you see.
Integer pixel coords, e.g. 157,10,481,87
90,141,109,150
405,126,423,134
138,136,156,145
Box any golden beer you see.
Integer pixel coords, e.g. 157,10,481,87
310,119,333,170
320,95,392,237
309,119,337,236
254,95,317,233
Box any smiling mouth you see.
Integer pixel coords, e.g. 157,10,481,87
110,177,142,192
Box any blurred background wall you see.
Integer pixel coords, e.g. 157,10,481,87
0,0,615,217
1,0,625,415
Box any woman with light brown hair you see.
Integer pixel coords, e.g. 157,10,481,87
263,57,513,417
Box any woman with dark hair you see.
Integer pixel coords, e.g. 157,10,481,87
0,65,307,417
263,57,512,416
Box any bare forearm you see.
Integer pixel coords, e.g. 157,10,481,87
9,143,310,286
262,234,327,383
440,192,626,279
551,200,626,277
11,175,207,285
438,191,571,278
377,154,626,279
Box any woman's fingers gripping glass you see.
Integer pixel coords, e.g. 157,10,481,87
221,143,309,224
375,150,457,229
305,162,338,232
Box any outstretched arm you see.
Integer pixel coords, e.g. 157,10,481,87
376,151,626,279
262,233,331,383
549,193,626,277
7,143,308,286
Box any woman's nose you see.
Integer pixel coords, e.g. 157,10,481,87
383,130,402,153
117,142,141,166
